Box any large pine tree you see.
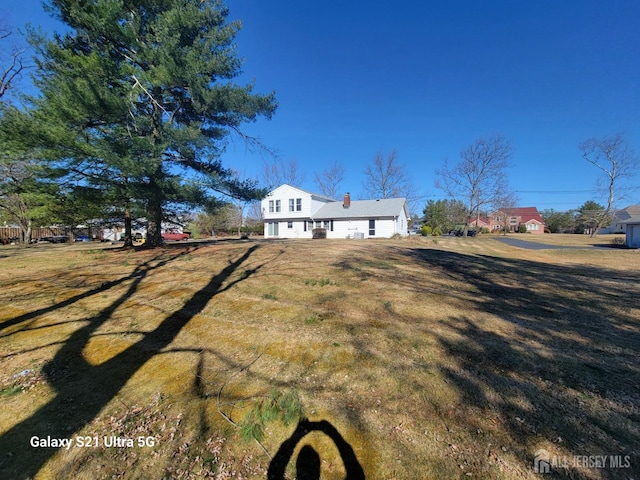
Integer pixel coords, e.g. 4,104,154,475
28,0,276,246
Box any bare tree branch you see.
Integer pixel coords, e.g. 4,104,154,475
314,161,345,199
262,158,305,189
435,135,514,236
0,30,31,101
363,149,408,199
580,133,638,236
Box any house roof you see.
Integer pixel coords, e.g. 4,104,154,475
498,207,545,225
271,184,337,203
620,215,640,224
613,205,640,222
314,197,409,220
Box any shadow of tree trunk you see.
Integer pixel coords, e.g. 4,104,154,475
0,245,260,479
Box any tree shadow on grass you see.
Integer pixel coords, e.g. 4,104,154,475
405,248,640,479
0,244,261,479
0,246,192,335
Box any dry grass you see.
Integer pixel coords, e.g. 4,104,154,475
0,236,638,479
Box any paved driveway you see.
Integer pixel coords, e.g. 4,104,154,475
493,237,610,250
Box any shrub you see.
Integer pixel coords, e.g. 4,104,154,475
239,389,303,442
518,224,528,233
432,227,443,236
421,225,432,236
312,228,326,239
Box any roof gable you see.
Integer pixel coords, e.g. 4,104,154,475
613,205,640,222
267,184,337,202
497,207,544,224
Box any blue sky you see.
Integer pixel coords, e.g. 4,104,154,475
3,0,640,212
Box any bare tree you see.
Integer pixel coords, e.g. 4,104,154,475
580,133,638,236
363,149,416,200
1,29,29,101
492,190,519,235
246,201,262,221
262,158,306,188
314,161,345,199
435,135,513,236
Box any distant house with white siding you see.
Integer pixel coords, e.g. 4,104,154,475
599,205,640,234
622,216,640,248
261,184,410,239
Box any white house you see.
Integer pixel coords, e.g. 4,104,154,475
600,205,640,234
622,217,640,248
261,184,410,239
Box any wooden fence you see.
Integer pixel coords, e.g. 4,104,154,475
0,226,78,244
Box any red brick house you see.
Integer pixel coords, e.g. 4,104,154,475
489,207,545,234
469,217,491,230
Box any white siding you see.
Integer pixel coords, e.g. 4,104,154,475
626,224,640,248
262,184,410,239
262,184,313,221
262,185,323,238
283,220,312,239
326,217,406,239
328,219,369,239
265,220,315,239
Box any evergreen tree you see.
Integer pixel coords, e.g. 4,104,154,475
576,200,607,235
423,198,467,232
27,0,276,247
0,106,59,243
541,208,576,233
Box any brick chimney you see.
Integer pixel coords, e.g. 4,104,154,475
343,192,351,208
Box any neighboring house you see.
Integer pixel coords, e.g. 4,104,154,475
101,219,187,241
599,205,640,234
622,216,640,248
261,184,410,239
410,217,426,234
102,225,147,242
489,207,545,234
469,217,491,230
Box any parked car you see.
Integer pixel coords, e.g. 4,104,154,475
119,232,144,241
161,231,190,241
40,235,68,243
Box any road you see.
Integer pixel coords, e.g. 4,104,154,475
493,237,612,250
